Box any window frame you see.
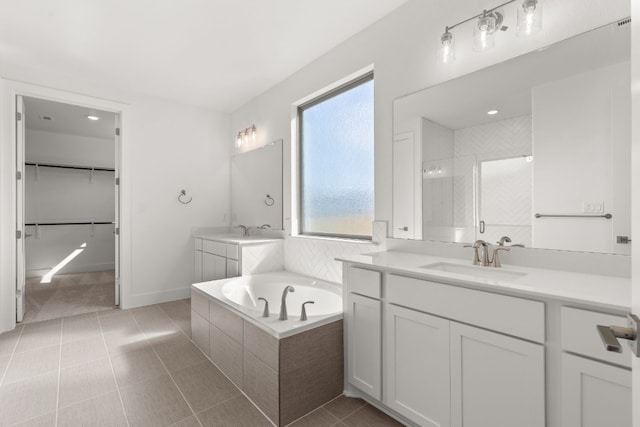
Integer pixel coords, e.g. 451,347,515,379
297,71,374,240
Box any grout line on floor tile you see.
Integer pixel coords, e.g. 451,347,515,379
54,316,65,427
340,404,369,422
97,312,131,427
129,308,205,427
0,326,25,387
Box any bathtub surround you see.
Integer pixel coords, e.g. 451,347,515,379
192,272,345,425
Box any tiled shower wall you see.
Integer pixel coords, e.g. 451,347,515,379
453,115,532,245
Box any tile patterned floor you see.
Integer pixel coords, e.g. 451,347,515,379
0,300,403,426
24,271,116,324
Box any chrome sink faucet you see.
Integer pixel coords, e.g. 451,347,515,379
279,285,295,320
236,225,250,237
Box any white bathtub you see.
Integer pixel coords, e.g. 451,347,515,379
192,271,343,338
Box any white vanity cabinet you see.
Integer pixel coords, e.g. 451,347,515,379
345,266,545,427
345,267,382,400
449,322,544,427
385,304,450,427
560,307,632,427
194,238,239,282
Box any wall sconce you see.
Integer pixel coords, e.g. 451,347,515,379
439,0,543,63
236,124,257,148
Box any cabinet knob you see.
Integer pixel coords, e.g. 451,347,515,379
397,226,408,231
596,314,640,356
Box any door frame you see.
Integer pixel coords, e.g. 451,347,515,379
0,80,130,332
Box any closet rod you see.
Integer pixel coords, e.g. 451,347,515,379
25,222,115,226
25,162,115,172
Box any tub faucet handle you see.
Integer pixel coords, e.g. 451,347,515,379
258,297,269,318
300,301,315,321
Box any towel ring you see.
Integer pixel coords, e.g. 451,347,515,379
264,194,275,206
178,190,193,205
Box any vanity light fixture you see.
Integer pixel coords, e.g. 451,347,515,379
517,0,542,37
236,124,257,148
440,27,455,63
439,0,543,64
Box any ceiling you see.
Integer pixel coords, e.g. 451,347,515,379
0,0,408,113
24,97,116,139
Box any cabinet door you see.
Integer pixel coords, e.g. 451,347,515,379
385,304,450,427
203,252,226,281
347,293,382,400
194,250,203,283
450,322,544,427
561,353,631,427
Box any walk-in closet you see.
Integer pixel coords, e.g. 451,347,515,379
19,97,117,323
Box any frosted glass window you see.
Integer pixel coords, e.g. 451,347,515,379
299,75,374,238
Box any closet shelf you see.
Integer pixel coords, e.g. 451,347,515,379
25,221,115,226
25,162,115,172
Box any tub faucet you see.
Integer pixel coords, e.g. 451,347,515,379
279,285,295,320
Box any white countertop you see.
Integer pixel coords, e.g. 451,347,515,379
337,251,631,312
194,233,283,245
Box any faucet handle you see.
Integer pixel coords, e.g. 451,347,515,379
300,301,315,321
464,243,481,265
258,297,269,317
491,247,510,268
497,236,512,246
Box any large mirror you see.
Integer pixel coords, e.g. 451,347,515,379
231,140,283,230
393,21,630,254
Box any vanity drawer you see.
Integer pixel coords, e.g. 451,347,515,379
347,267,381,299
561,306,631,368
387,274,545,343
227,243,239,260
203,240,226,257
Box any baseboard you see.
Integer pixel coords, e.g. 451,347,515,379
26,263,116,278
123,287,191,310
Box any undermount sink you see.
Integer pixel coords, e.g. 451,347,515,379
420,262,527,281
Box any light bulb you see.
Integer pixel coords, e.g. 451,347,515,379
236,132,243,147
474,13,496,52
517,0,542,37
440,29,455,64
250,125,257,141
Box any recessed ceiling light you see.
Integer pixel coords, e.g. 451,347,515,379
487,110,499,115
86,115,100,121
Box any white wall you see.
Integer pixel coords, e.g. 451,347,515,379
532,62,631,253
0,81,230,332
230,0,629,283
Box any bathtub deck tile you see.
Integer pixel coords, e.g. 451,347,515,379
243,320,279,372
209,301,243,344
209,324,244,388
243,349,279,425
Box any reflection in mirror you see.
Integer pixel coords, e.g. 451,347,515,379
231,140,283,230
393,20,630,254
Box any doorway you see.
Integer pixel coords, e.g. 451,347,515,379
16,96,121,323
